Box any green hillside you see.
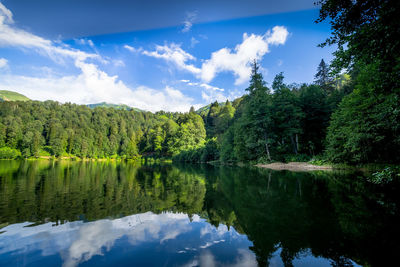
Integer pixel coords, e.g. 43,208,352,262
0,90,30,102
87,102,143,112
196,97,243,116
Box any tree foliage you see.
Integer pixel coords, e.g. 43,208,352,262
0,101,206,159
317,0,400,163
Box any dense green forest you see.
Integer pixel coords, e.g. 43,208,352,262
176,0,400,165
0,100,206,159
0,0,399,164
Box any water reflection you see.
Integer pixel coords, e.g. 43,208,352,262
0,160,399,266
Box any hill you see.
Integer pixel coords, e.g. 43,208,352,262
87,102,143,112
0,90,30,102
196,97,243,116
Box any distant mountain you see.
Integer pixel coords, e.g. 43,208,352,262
0,90,30,102
87,102,143,112
196,102,226,115
196,97,243,115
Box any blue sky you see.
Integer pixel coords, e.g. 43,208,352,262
0,1,334,112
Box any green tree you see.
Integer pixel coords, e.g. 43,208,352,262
234,61,273,161
326,63,400,163
316,0,400,91
299,84,329,155
318,0,400,164
271,73,304,155
314,59,332,92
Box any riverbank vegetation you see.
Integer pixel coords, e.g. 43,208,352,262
173,0,400,166
0,0,398,167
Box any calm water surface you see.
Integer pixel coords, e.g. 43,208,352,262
0,160,399,266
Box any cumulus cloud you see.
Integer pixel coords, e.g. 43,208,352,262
201,26,289,85
142,26,289,85
0,3,196,112
0,57,7,68
142,43,201,74
0,70,195,112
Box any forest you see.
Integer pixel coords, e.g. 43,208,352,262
0,0,399,165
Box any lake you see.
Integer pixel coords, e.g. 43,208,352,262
0,160,398,267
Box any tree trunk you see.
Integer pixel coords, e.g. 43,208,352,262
264,133,271,161
296,134,299,153
290,135,298,155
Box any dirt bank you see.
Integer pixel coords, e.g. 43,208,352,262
256,162,332,172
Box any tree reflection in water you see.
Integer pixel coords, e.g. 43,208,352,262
0,160,399,266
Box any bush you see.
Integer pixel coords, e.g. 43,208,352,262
0,147,21,159
369,167,400,184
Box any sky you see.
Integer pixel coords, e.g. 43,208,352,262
0,1,334,112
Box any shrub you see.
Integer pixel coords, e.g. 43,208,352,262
0,147,21,159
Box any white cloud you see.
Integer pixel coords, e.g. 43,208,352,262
182,249,257,267
113,59,125,67
124,44,143,53
180,80,224,92
0,57,7,68
143,26,289,85
190,37,199,48
201,26,289,85
266,26,289,45
0,3,197,112
0,69,196,112
0,3,97,64
182,11,197,33
1,211,254,267
180,79,242,104
142,43,201,74
76,38,95,48
0,3,13,24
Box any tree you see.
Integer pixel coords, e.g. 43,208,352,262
325,63,400,163
271,73,304,155
314,59,332,92
246,60,265,94
318,0,400,163
299,84,329,155
214,100,235,139
125,133,139,159
316,0,400,92
205,101,220,138
233,61,273,161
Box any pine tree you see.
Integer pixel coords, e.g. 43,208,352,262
234,60,273,161
246,60,266,95
314,59,332,92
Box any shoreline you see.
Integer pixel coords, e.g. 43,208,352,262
256,162,333,172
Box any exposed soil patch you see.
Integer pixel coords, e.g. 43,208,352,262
256,162,332,172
